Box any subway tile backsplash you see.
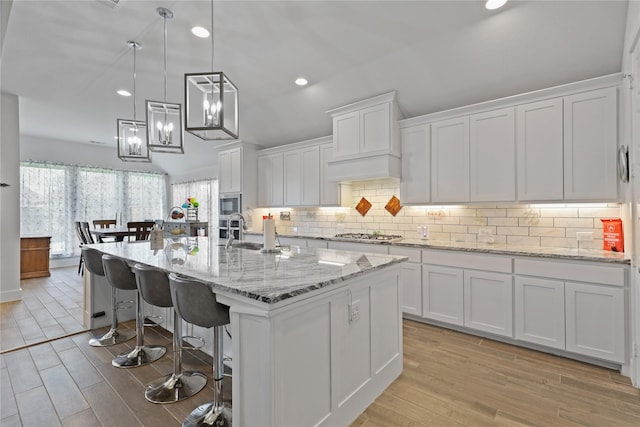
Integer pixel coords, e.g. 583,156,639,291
251,179,622,250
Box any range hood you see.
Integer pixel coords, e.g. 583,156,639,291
326,91,403,183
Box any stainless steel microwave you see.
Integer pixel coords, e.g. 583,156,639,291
219,194,241,216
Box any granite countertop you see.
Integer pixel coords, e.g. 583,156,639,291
89,237,407,304
245,231,630,264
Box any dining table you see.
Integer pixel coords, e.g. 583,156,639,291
90,227,136,242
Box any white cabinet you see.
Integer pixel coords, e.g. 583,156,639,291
422,265,464,326
514,276,565,349
390,247,422,316
218,147,241,194
319,142,350,207
400,124,430,205
463,271,513,338
257,152,284,207
565,281,625,363
516,98,564,201
284,146,320,207
431,116,470,203
563,87,618,201
469,107,515,202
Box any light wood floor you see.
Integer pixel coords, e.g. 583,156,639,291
0,268,85,353
2,268,640,426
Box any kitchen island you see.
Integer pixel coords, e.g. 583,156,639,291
85,237,407,427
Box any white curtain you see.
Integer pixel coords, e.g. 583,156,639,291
171,179,218,235
20,161,166,257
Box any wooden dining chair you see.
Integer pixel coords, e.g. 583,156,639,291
93,219,117,242
93,219,117,229
127,221,155,241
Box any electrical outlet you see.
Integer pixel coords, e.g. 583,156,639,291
349,299,361,323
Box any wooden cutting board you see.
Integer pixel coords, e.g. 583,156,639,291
355,197,372,216
385,195,402,216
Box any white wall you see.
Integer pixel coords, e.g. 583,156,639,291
1,92,22,302
20,134,165,173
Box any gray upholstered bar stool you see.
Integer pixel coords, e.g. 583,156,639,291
133,264,208,404
169,273,231,427
102,254,166,368
82,247,136,347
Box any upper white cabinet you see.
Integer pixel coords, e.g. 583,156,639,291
400,124,430,205
284,146,320,206
564,87,618,201
257,152,284,207
218,143,258,209
329,92,399,159
319,142,350,207
219,147,241,194
469,107,515,202
326,92,402,182
516,98,564,201
431,116,470,203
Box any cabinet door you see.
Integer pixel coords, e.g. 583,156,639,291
463,271,513,337
564,87,618,200
360,103,390,154
257,153,283,207
399,262,422,316
218,150,231,193
320,143,340,205
301,146,320,206
514,276,565,349
565,281,624,363
469,108,515,202
422,265,463,326
219,148,242,194
284,150,302,206
333,111,360,158
400,124,430,204
516,98,564,201
431,117,470,202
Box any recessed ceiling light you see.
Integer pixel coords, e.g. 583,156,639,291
117,89,131,97
191,26,210,38
295,77,308,86
485,0,507,10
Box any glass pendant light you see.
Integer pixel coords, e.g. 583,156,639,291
184,0,239,140
146,7,184,153
117,41,151,162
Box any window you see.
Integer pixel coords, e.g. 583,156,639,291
20,162,167,257
171,179,218,235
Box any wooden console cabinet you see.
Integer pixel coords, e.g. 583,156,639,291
20,236,51,279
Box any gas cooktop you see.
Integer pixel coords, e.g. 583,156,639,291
334,233,403,242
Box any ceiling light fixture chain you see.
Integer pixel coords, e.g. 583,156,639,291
128,40,141,121
210,0,215,71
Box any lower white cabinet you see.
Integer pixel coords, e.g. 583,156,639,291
422,265,464,326
390,247,422,317
514,276,565,349
565,281,625,363
463,271,513,338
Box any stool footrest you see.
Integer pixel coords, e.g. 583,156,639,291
143,315,164,327
182,335,205,350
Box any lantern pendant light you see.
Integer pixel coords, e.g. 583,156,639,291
146,7,184,153
117,41,151,162
184,0,239,140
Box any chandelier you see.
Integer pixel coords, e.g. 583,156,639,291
117,41,150,162
184,0,239,140
146,7,184,153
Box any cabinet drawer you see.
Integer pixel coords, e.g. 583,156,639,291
389,246,421,263
20,237,51,250
422,249,511,273
514,259,625,287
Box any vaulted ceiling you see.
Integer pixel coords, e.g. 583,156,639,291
1,0,629,176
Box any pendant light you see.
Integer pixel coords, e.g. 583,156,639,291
146,7,184,153
184,0,239,140
117,41,151,162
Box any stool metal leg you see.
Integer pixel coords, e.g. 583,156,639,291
145,311,207,403
89,287,136,347
112,291,166,368
183,325,231,427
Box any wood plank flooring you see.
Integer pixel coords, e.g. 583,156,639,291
2,268,640,426
0,267,85,353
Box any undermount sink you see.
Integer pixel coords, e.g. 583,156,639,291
229,241,263,250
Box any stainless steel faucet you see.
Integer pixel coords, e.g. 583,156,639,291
225,212,247,249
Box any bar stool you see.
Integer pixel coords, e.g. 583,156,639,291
102,254,166,368
169,273,231,427
82,247,136,347
133,264,207,403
